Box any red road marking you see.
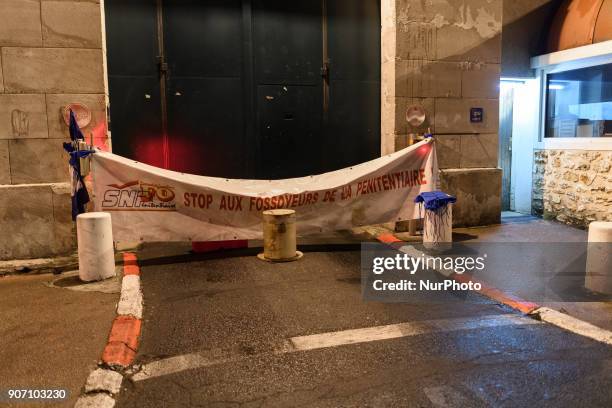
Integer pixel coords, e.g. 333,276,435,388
101,252,142,368
102,342,136,368
108,316,142,350
192,240,249,253
376,233,403,244
123,252,140,276
453,272,539,314
123,252,138,266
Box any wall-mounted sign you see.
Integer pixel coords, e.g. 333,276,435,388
63,103,92,128
406,105,426,127
470,107,484,123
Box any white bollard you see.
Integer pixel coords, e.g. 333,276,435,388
423,204,453,250
77,212,116,282
258,209,303,262
585,221,612,295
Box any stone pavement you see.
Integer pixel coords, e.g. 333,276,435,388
0,272,118,407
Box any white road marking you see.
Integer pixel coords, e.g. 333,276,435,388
117,275,143,318
289,314,538,351
85,368,123,394
399,246,612,347
74,393,116,408
132,314,538,382
532,307,612,346
132,349,236,382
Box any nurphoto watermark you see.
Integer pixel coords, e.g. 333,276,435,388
361,242,612,304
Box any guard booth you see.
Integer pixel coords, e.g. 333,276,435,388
104,0,381,180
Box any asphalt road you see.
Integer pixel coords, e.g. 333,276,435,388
116,244,612,407
0,272,117,408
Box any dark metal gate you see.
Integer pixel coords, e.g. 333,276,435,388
105,0,380,179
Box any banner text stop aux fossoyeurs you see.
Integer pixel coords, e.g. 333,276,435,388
91,139,438,242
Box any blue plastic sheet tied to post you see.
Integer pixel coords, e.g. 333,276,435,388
415,191,456,244
62,110,95,220
414,191,456,211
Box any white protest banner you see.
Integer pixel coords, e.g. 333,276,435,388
91,138,438,242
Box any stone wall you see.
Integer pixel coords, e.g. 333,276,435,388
533,149,612,227
1,0,503,259
383,0,503,227
0,0,107,260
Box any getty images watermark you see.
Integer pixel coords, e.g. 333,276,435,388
361,242,612,304
360,242,488,303
371,251,485,292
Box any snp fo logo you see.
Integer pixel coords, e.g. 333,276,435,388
102,180,177,211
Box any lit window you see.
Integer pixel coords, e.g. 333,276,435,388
545,63,612,138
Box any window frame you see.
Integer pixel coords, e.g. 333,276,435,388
532,40,612,150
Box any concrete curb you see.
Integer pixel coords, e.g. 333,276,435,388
0,253,79,276
75,252,143,408
530,307,612,346
371,230,612,346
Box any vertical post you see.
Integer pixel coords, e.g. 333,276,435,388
585,222,612,295
77,213,116,282
423,205,453,250
259,210,303,262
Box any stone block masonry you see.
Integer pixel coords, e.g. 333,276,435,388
0,0,108,260
1,0,504,259
533,150,612,227
0,183,73,259
383,0,503,227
